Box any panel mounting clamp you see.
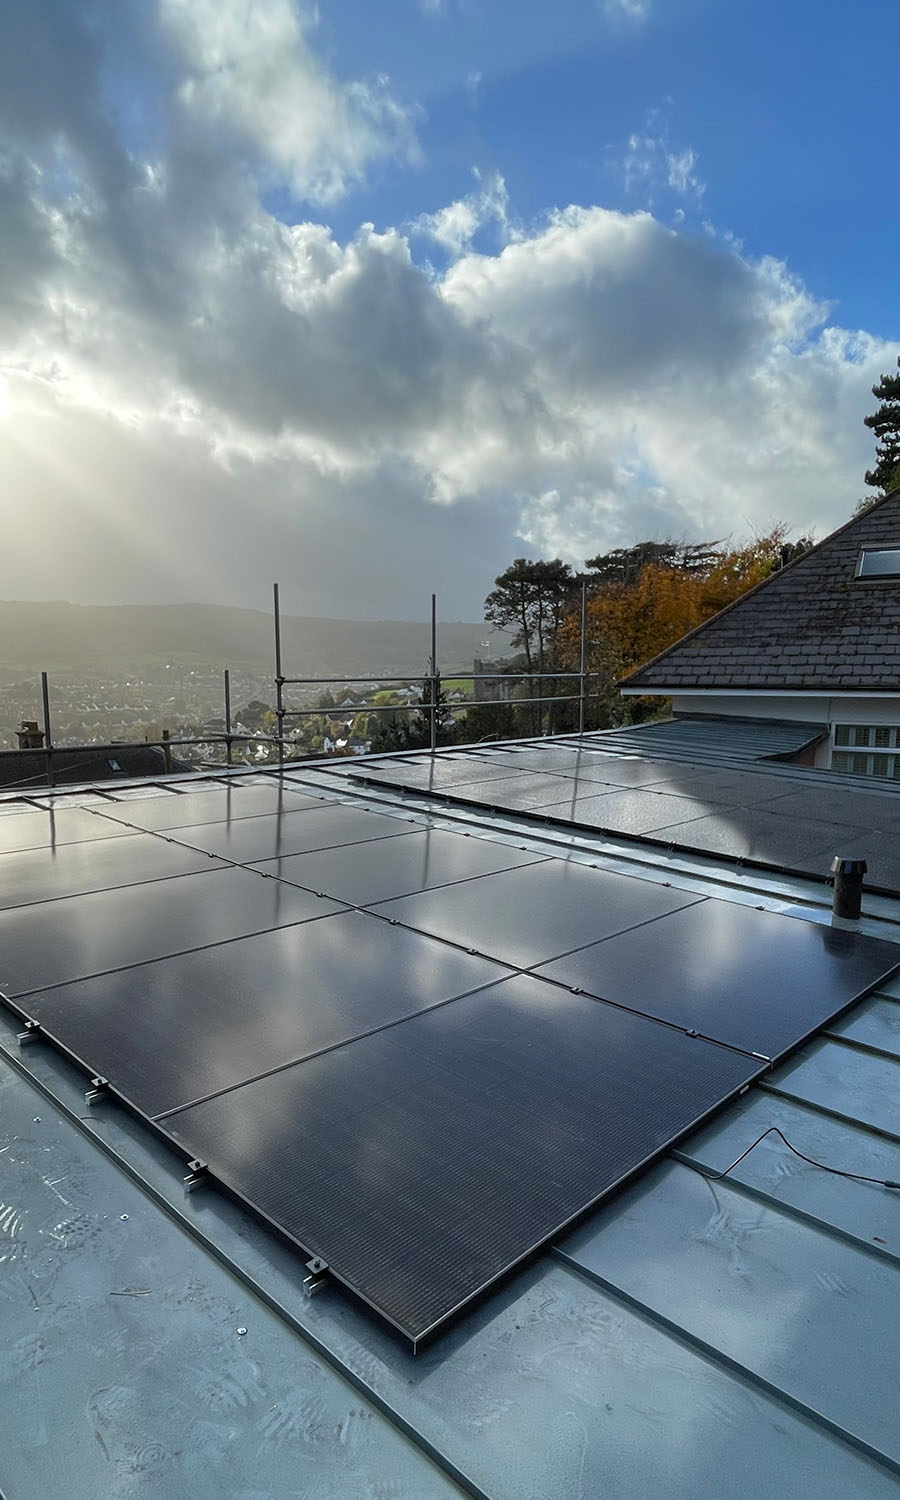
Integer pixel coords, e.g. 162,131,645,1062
304,1255,329,1295
17,1019,42,1046
183,1159,209,1193
85,1075,111,1106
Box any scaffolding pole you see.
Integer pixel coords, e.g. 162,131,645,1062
273,582,285,769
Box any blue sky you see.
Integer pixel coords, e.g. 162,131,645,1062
321,0,899,330
0,0,897,617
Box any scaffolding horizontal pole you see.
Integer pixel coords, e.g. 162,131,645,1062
281,675,433,686
280,703,423,718
281,691,600,719
447,693,589,712
279,670,587,686
467,672,584,682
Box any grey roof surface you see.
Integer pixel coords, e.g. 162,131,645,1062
3,759,900,1497
0,742,192,790
622,487,900,691
580,713,827,762
349,732,900,893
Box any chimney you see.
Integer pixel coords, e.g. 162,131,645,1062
16,720,44,750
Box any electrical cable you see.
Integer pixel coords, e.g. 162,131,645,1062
686,1125,900,1189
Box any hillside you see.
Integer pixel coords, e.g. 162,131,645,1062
0,601,503,678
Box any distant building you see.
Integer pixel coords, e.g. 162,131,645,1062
0,742,192,791
16,720,44,749
473,657,514,704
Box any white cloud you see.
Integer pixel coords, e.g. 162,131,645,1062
414,170,510,257
0,0,892,618
624,134,706,204
604,0,650,24
160,0,418,204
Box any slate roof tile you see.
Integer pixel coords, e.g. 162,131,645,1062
623,490,900,691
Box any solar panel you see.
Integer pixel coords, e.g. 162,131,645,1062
255,826,545,907
357,757,529,790
170,804,420,862
19,910,507,1117
0,832,223,911
3,771,897,1349
94,783,327,832
645,807,864,867
371,860,702,968
0,806,134,854
535,901,900,1059
354,749,900,895
0,867,345,996
163,974,764,1344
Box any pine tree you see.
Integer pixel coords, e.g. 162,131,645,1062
863,357,900,495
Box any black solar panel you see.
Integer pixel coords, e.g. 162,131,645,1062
171,804,419,862
4,770,898,1348
536,901,900,1059
255,826,545,906
354,747,900,893
163,974,764,1343
0,832,223,911
0,806,134,854
0,867,345,996
94,783,326,832
20,910,507,1116
371,859,702,968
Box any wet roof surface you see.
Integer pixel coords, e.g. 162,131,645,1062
3,752,900,1497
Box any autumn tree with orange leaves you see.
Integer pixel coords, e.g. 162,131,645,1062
555,526,813,728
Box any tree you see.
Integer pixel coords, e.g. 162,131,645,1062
484,559,575,732
863,356,900,495
484,559,575,674
555,526,812,725
584,539,722,584
370,671,456,753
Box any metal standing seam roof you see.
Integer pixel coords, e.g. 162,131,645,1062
2,753,900,1498
569,714,828,762
621,485,900,692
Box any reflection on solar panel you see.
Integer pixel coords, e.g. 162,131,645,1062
163,976,766,1343
352,745,900,890
22,913,507,1117
370,859,702,969
536,901,900,1060
2,775,898,1346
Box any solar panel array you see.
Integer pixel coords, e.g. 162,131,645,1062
1,776,898,1344
350,742,900,890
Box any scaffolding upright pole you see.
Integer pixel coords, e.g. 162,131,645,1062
578,579,587,736
429,593,437,754
273,583,285,769
223,669,233,767
41,671,54,787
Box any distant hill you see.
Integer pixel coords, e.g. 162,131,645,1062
0,601,506,677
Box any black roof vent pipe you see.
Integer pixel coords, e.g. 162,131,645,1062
831,856,867,920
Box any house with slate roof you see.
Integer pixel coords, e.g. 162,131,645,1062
620,486,900,777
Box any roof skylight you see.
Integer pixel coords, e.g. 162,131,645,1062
855,548,900,579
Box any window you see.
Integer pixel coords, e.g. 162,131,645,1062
832,725,900,778
856,548,900,578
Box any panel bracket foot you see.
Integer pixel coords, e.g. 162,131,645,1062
304,1256,329,1295
183,1159,209,1193
85,1076,110,1106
